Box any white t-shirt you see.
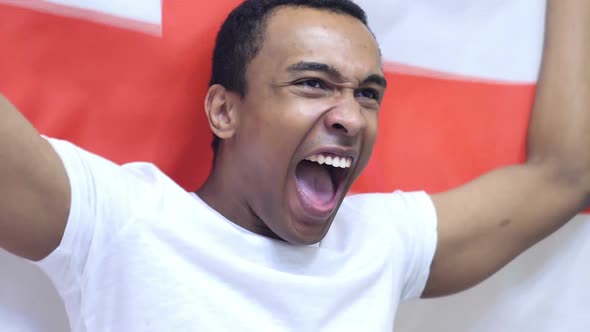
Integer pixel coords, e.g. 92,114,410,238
36,138,438,332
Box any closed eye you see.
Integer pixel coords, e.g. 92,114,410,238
294,78,327,90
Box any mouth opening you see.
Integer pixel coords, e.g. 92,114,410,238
295,160,349,206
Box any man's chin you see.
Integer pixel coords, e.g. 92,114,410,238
280,214,335,245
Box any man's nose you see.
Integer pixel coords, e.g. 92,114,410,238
323,96,367,137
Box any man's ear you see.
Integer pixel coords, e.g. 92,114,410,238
204,84,240,140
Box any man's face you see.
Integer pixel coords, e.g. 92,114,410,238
229,6,384,244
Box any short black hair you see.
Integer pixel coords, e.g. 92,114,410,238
209,0,369,157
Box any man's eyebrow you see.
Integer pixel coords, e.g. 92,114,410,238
362,74,388,89
287,61,387,88
286,61,343,80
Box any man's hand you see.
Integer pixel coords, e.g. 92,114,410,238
423,0,590,297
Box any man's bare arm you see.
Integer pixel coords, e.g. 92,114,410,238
424,0,590,297
0,96,70,261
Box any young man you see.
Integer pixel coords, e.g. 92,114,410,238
1,0,588,330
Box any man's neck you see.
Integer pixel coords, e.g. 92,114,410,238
196,164,281,240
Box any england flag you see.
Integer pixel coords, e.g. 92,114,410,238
0,1,588,331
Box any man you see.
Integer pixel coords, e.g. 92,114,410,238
0,0,588,331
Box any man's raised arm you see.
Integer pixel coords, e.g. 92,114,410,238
0,96,70,261
425,0,590,297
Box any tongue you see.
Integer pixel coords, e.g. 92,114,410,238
295,161,335,205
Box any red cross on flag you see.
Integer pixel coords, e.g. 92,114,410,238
0,1,588,331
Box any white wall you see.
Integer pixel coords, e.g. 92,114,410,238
396,215,590,332
0,252,69,331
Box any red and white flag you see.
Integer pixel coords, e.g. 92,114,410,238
0,1,588,331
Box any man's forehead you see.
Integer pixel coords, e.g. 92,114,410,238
260,7,383,77
264,6,375,44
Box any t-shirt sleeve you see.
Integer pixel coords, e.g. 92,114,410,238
34,137,154,297
393,191,438,301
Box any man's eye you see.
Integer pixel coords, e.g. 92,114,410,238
295,79,325,89
356,88,380,101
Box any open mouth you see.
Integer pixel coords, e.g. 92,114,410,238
294,153,353,218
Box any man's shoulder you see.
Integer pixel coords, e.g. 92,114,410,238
120,161,175,187
337,191,436,232
46,136,195,218
341,191,431,214
119,162,199,215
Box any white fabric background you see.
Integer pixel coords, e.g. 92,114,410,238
2,1,589,331
0,0,161,24
363,0,545,82
0,0,161,34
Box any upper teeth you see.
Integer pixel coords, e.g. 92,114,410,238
305,154,353,169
